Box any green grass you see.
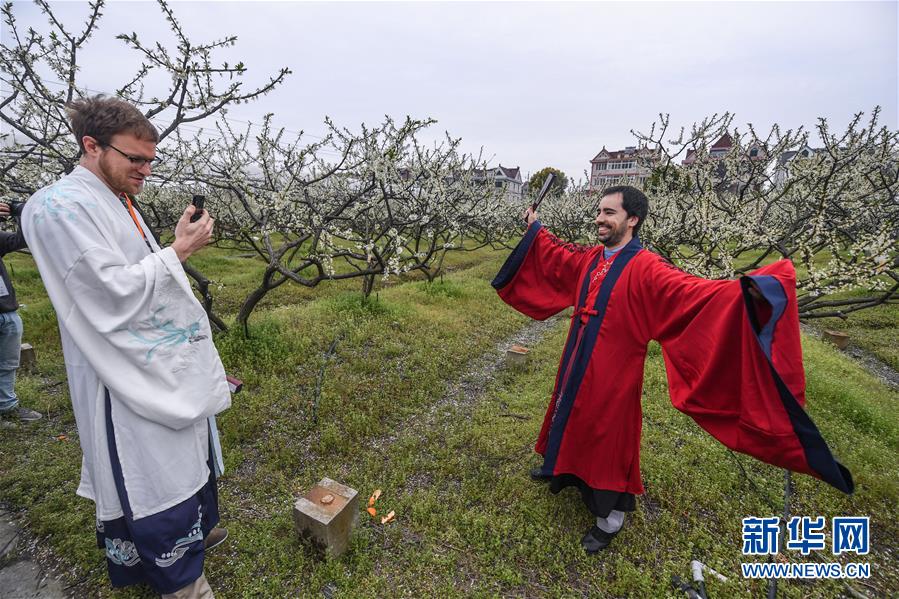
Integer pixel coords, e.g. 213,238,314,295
183,242,497,320
0,244,896,597
813,300,899,372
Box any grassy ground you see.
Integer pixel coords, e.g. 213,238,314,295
812,301,899,372
1,246,897,597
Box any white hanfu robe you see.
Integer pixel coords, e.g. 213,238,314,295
22,165,231,521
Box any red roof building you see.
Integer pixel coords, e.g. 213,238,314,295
682,133,766,165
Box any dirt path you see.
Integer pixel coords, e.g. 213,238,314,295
370,314,563,453
801,323,899,390
357,314,564,591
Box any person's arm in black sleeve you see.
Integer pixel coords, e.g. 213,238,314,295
0,203,27,256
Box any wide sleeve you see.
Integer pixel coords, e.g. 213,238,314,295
23,191,229,430
491,221,599,320
636,254,853,494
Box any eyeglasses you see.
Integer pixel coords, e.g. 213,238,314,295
102,143,160,168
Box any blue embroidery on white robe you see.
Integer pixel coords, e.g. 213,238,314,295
33,184,95,223
128,307,206,362
105,538,141,567
155,507,203,568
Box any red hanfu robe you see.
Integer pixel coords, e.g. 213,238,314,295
491,222,853,508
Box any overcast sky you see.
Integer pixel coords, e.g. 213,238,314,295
4,1,898,183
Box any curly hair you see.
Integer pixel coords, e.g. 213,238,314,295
66,95,159,152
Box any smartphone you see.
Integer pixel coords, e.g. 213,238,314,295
531,172,556,212
190,194,205,223
523,172,556,225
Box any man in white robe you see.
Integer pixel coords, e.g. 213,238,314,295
22,96,230,598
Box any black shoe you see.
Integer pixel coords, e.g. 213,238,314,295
581,525,618,554
529,467,551,482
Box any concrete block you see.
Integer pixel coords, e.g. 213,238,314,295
293,478,358,556
19,344,35,372
506,344,530,367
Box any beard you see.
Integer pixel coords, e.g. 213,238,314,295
597,222,626,247
97,153,145,196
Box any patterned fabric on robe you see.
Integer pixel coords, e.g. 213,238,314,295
23,165,231,521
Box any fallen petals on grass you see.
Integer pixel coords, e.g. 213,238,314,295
380,510,395,525
366,507,377,518
55,434,68,442
368,489,382,507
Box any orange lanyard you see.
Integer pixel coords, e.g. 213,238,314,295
121,193,154,252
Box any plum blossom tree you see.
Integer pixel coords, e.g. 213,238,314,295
0,0,289,195
636,109,898,319
1,0,513,333
1,0,290,330
4,1,894,327
533,110,898,320
158,115,506,331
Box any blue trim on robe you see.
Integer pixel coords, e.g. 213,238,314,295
531,252,602,478
102,390,219,593
208,416,225,477
105,391,134,520
746,275,787,359
740,276,854,494
541,236,644,476
491,221,543,290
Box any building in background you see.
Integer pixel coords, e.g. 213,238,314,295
683,133,735,165
475,165,523,201
682,133,768,193
589,146,654,191
682,133,768,165
773,145,824,187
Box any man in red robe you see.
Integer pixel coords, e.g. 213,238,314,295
492,185,852,553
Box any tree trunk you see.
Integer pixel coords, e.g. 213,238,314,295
361,272,376,303
236,283,271,337
236,266,282,336
182,262,228,332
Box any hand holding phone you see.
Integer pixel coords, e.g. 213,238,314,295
190,195,205,223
